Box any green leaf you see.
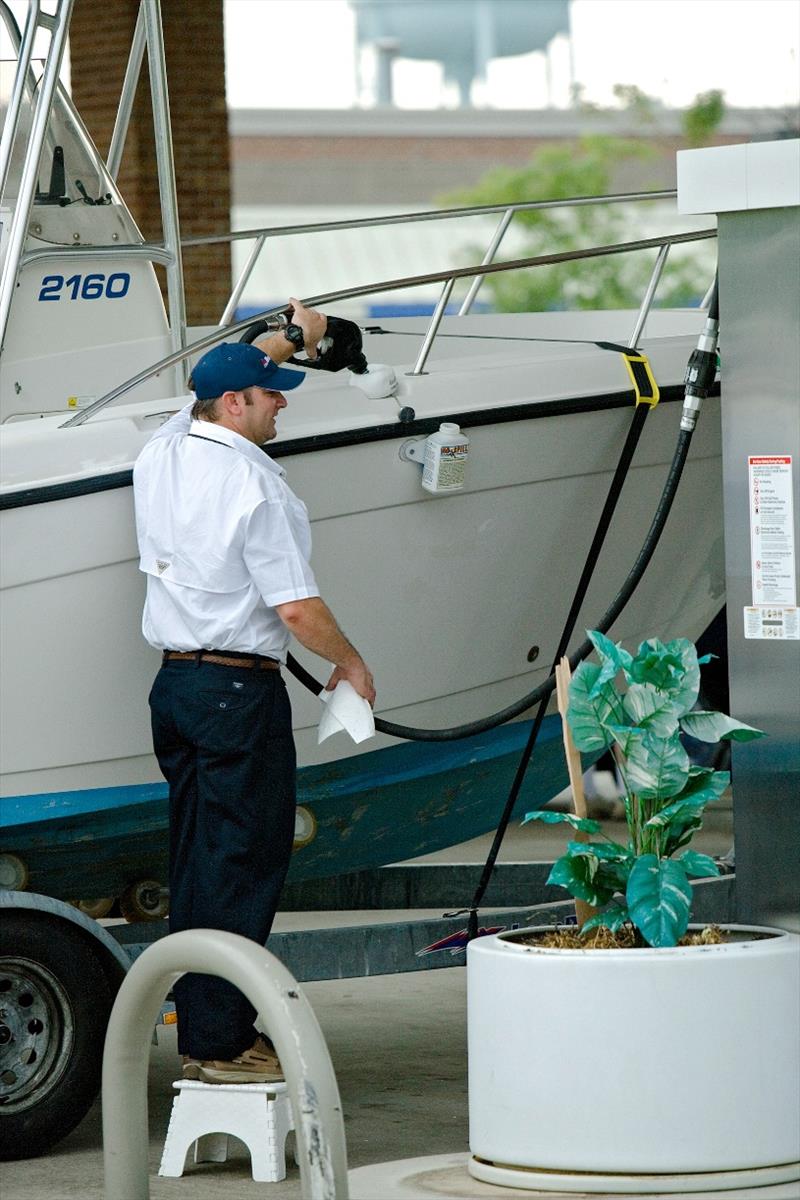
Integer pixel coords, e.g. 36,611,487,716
522,810,602,834
605,722,643,757
644,796,705,829
548,852,617,907
662,816,703,857
645,767,728,828
661,638,704,712
623,683,680,737
567,662,623,753
676,768,734,796
600,859,635,891
648,810,705,860
580,901,630,934
565,839,630,861
654,768,729,856
626,855,692,947
680,711,765,743
587,630,633,693
629,638,683,687
623,729,690,801
629,638,701,713
669,767,730,807
680,850,720,879
562,840,634,891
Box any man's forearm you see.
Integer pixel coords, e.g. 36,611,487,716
275,597,360,667
275,596,375,704
255,331,296,366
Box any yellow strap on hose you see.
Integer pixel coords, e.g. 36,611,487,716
622,351,660,407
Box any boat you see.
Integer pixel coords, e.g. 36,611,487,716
0,0,723,906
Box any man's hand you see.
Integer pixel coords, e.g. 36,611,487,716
324,661,376,707
288,297,327,361
253,298,327,365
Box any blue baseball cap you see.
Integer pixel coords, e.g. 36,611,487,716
191,342,305,400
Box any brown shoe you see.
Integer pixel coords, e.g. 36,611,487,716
182,1035,284,1085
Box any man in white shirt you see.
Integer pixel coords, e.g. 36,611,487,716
133,300,374,1084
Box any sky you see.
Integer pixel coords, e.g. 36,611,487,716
223,0,800,111
2,1,797,112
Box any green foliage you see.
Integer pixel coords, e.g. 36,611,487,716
534,631,764,947
626,855,692,947
683,90,726,148
580,900,630,934
522,810,601,834
613,85,659,126
680,711,764,743
441,89,725,313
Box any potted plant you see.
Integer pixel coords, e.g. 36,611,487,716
467,632,800,1194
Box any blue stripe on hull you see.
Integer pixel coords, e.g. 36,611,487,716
1,716,580,899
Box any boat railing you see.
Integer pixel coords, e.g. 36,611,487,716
180,189,680,327
62,224,716,429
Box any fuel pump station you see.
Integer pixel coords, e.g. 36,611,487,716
678,138,800,928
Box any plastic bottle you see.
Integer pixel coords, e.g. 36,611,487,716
422,422,469,494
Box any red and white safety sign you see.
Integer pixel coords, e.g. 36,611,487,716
746,455,798,639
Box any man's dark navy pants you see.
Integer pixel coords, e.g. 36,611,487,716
149,658,296,1061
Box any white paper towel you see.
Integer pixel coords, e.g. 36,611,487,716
318,680,375,744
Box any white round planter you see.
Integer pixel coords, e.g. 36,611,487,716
468,924,800,1194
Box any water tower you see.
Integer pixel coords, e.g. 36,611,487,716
349,0,572,106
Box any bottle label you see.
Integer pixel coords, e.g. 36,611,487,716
423,443,468,490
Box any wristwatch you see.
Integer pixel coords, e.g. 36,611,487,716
282,322,305,350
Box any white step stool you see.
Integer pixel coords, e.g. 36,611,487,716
159,1079,295,1182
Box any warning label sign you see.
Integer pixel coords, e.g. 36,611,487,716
744,606,799,640
748,455,796,608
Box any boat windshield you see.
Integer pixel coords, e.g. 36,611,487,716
1,58,138,244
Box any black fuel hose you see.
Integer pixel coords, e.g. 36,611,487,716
461,398,653,926
287,421,695,741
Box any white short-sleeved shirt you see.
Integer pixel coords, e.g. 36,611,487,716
133,403,319,660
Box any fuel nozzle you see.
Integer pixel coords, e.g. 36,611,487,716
681,277,720,432
239,311,369,375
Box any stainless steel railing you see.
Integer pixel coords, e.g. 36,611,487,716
62,225,716,429
183,189,680,327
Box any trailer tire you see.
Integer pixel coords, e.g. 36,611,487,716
0,912,114,1159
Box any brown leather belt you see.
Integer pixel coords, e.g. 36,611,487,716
162,650,280,671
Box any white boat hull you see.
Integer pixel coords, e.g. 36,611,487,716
1,358,723,801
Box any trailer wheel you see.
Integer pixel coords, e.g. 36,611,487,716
74,897,116,920
120,879,168,922
0,913,113,1159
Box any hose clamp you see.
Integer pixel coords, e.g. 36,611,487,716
622,351,660,407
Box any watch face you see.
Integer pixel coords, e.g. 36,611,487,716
285,323,305,348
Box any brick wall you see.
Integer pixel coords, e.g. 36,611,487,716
69,0,232,325
228,108,796,207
